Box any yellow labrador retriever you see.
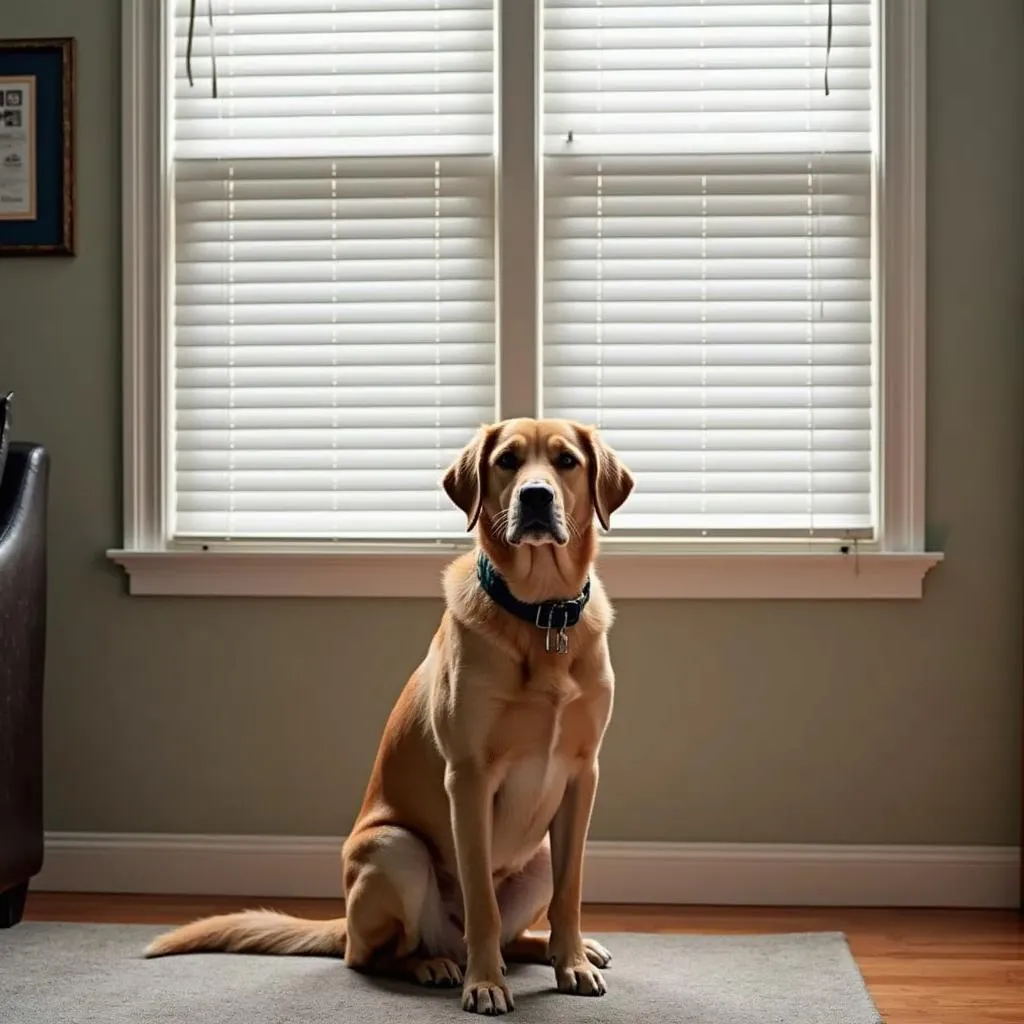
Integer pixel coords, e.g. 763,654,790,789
145,418,634,1015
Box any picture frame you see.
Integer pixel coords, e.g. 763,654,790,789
0,37,74,256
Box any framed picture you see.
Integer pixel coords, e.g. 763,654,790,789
0,38,74,256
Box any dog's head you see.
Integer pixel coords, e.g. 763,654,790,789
443,418,633,547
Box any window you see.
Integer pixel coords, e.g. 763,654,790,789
114,0,940,598
171,0,496,541
542,1,873,538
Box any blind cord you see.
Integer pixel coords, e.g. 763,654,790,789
186,0,219,98
186,0,195,87
824,0,833,96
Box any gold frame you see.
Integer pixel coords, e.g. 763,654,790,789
0,37,74,256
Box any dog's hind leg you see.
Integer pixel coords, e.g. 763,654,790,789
343,825,464,988
497,843,554,953
498,842,611,969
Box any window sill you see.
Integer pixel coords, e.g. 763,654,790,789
106,547,943,600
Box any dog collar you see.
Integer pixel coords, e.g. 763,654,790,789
475,552,591,655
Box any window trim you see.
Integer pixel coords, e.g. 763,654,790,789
110,0,942,600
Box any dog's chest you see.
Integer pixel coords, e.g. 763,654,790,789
491,751,569,870
488,683,602,868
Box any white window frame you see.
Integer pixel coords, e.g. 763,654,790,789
110,0,941,600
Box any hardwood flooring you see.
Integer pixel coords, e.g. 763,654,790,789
23,892,1024,1023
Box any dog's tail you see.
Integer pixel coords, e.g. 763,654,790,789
144,910,347,959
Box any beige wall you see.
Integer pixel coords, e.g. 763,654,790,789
1,0,1021,845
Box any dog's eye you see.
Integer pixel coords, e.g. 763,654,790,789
496,450,520,471
555,452,579,470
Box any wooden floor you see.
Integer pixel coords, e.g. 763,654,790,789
24,892,1024,1023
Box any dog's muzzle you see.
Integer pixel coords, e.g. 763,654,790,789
508,481,566,545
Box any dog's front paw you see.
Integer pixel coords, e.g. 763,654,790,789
462,976,514,1015
553,957,607,996
549,935,608,996
462,959,513,1016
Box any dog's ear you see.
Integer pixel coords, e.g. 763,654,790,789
577,425,634,531
443,424,499,531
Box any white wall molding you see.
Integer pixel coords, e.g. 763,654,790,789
34,833,1018,909
879,0,929,553
121,0,169,551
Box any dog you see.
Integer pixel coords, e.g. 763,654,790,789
145,418,634,1015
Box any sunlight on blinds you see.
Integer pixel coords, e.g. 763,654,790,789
542,0,875,537
170,0,495,540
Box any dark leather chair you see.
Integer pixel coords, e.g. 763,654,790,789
0,443,49,927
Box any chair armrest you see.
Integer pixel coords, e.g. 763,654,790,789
0,443,49,578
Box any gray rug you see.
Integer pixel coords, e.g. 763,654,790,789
0,923,883,1023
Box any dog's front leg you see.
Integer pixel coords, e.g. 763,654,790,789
445,762,513,1015
547,760,607,996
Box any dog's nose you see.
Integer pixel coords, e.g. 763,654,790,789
519,481,555,512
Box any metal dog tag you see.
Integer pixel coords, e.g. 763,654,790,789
538,603,571,655
545,624,569,655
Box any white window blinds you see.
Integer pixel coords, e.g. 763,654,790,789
170,0,495,540
542,0,875,537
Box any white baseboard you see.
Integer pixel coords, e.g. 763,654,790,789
32,832,1019,909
